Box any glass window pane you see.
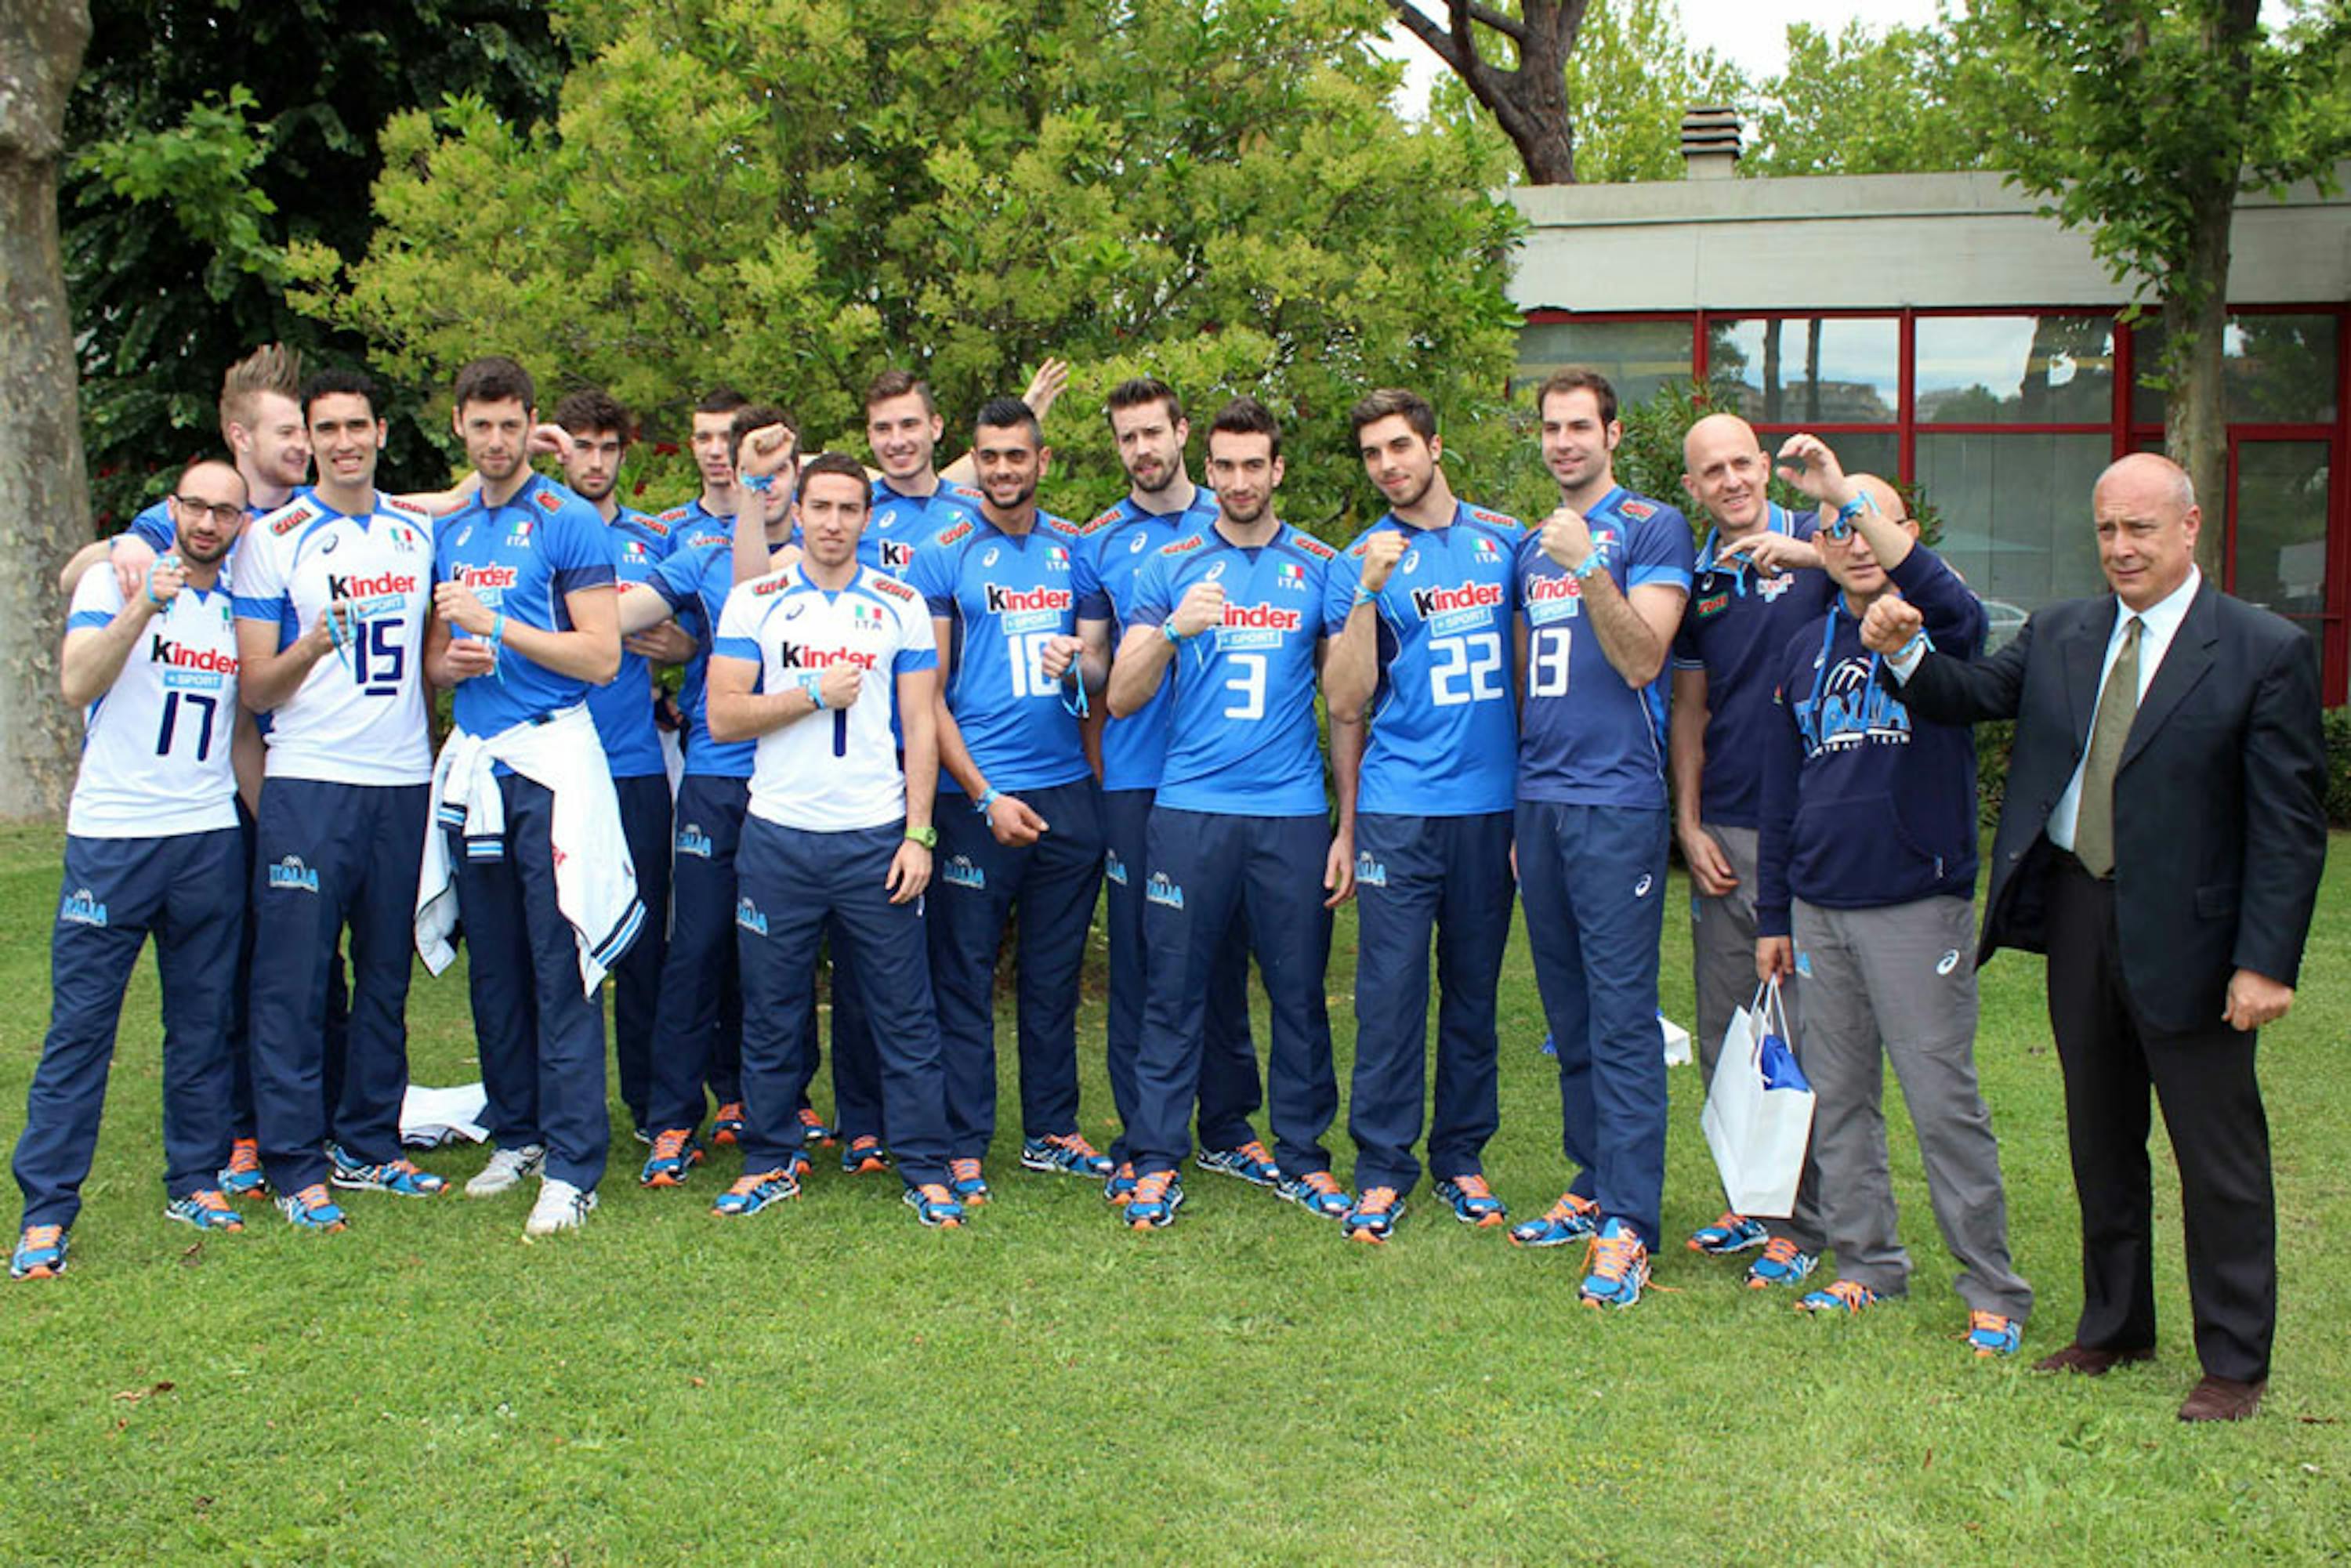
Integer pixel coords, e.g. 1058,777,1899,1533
1916,433,2112,646
2233,441,2331,644
1917,315,2115,424
1513,318,1693,410
1709,317,1898,424
2135,315,2340,425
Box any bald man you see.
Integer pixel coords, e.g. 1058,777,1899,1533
1754,433,2031,1358
1867,451,2324,1421
1669,413,1836,1280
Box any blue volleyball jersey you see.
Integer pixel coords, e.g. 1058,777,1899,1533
907,510,1106,795
646,527,756,778
433,473,618,737
1127,522,1336,817
584,506,675,779
1670,503,1836,830
1084,491,1224,792
867,478,982,578
1515,486,1694,808
1324,502,1523,817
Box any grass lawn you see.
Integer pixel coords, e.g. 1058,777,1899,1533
0,817,2346,1565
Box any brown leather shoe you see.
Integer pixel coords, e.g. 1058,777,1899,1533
2178,1375,2266,1422
2032,1342,2156,1375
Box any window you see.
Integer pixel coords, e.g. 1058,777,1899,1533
1916,433,2112,620
1709,317,1899,424
1917,315,2114,425
2132,314,2341,425
1512,318,1692,409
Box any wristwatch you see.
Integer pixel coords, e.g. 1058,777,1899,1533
904,824,938,849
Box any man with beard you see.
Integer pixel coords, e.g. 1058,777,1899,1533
1323,388,1521,1243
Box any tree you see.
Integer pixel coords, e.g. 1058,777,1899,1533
1744,21,1990,178
1953,0,2351,569
295,0,1527,531
1,0,92,817
64,0,567,527
1560,0,1745,183
1386,1,1586,183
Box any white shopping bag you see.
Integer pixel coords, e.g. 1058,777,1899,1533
1699,976,1814,1218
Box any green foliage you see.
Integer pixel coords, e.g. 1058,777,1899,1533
1744,20,1992,177
63,0,568,525
296,0,1527,536
1563,0,1748,183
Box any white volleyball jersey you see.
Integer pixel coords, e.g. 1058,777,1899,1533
234,487,434,785
66,565,243,838
712,564,939,832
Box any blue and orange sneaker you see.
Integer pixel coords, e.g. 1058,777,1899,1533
11,1224,67,1280
711,1102,747,1146
1102,1161,1138,1204
164,1190,244,1232
1195,1139,1280,1187
1509,1190,1600,1248
1278,1168,1350,1220
1745,1236,1818,1289
1967,1310,2023,1358
218,1137,266,1199
947,1157,991,1206
275,1183,347,1232
1121,1169,1183,1230
712,1168,800,1218
902,1183,966,1229
1434,1175,1508,1228
796,1106,838,1148
328,1144,447,1197
639,1128,705,1188
1342,1186,1404,1244
841,1135,891,1175
782,1150,811,1185
1688,1211,1769,1255
1796,1279,1884,1315
1020,1132,1114,1179
1578,1218,1651,1309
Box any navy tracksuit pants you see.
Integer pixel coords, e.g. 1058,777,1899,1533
226,801,346,1141
929,777,1105,1160
452,774,611,1191
1516,799,1671,1250
734,819,949,1185
1129,809,1338,1182
14,830,243,1228
1346,810,1514,1196
608,773,672,1133
646,773,749,1133
796,931,886,1143
1102,787,1262,1162
248,778,426,1193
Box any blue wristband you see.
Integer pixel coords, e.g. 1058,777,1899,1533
973,787,999,816
805,671,825,710
1161,621,1189,645
490,610,506,646
1570,548,1609,583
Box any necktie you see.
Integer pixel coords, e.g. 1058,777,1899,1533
2074,615,2142,878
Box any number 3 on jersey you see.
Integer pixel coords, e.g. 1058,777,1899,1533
1223,651,1266,720
1528,625,1571,698
1429,632,1505,706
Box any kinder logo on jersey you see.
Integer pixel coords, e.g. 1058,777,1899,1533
879,540,916,570
1145,871,1184,909
1219,602,1302,632
59,887,108,928
454,565,519,591
1355,851,1388,889
776,643,878,671
676,824,714,859
268,856,321,893
984,584,1073,616
325,571,418,601
1103,849,1128,886
1524,572,1584,625
942,855,986,890
148,636,238,673
1407,581,1504,619
735,897,769,936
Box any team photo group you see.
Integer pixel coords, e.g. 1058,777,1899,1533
19,338,2325,1422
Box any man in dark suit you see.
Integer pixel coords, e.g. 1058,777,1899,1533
1858,452,2325,1421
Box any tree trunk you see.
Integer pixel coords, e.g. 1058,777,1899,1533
1386,1,1585,184
0,0,92,819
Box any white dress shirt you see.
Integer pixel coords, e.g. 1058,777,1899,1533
2045,567,2201,850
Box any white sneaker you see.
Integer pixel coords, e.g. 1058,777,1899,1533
465,1143,546,1198
524,1177,596,1237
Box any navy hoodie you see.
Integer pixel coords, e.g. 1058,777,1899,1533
1756,542,1987,936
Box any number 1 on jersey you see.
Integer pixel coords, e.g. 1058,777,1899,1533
155,690,218,762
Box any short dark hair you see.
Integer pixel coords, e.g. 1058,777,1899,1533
552,388,632,440
1208,394,1282,458
1105,377,1183,429
299,366,381,423
865,369,934,416
798,451,870,501
453,355,535,412
1536,366,1618,427
728,403,799,469
973,396,1041,445
694,387,748,418
1349,387,1437,443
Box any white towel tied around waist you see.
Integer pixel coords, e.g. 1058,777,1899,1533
415,703,643,994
